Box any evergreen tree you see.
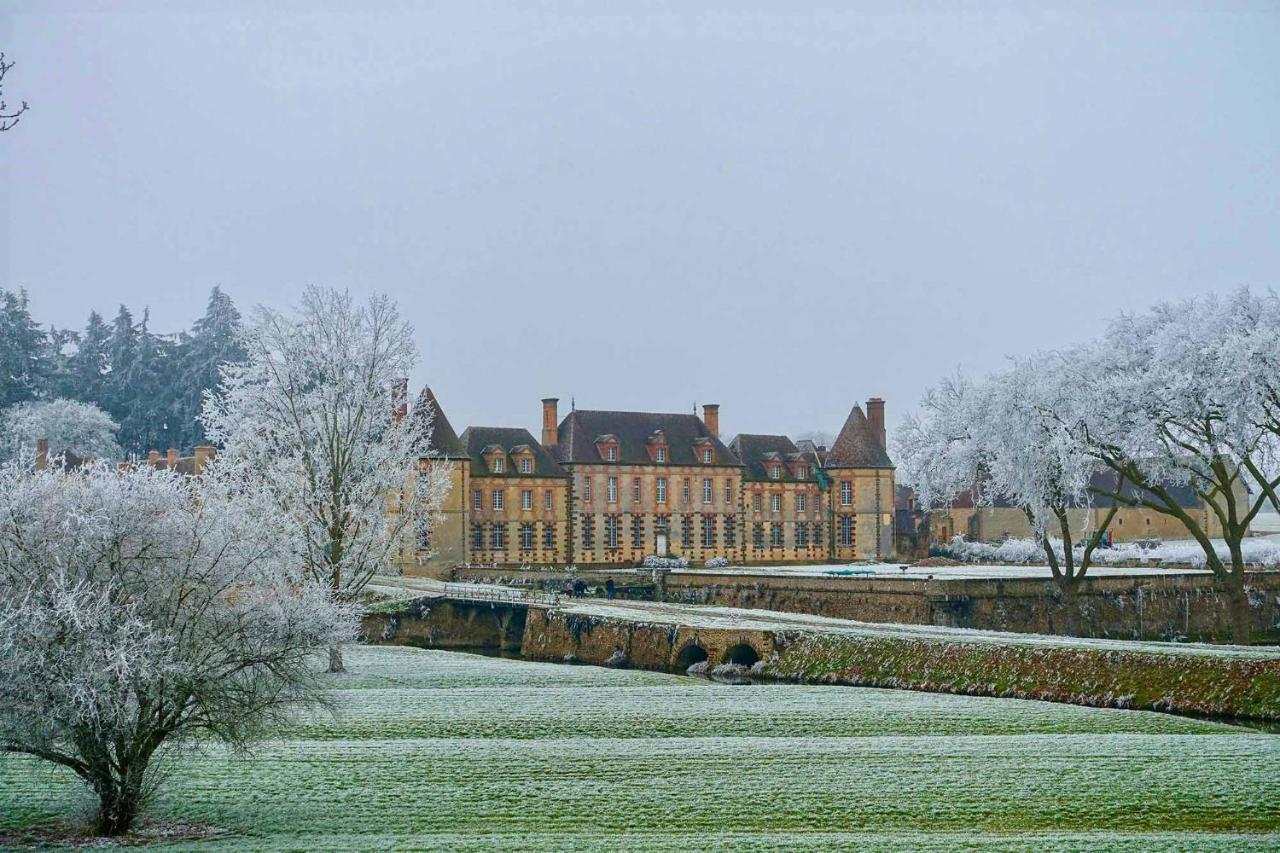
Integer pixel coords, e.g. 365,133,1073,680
64,311,111,405
177,286,245,449
0,289,50,409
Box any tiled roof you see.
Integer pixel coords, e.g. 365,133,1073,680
729,434,808,482
554,410,741,467
461,426,568,478
415,386,468,459
825,405,894,469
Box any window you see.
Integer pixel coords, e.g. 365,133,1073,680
702,449,712,464
839,516,853,546
701,514,715,547
771,523,783,547
581,514,594,548
632,515,644,548
814,522,823,546
491,523,506,550
840,481,852,506
492,490,504,511
633,477,641,502
656,477,667,504
473,489,482,511
520,523,534,550
656,447,667,463
607,445,618,462
656,514,669,533
815,494,822,513
471,524,484,550
492,456,505,473
724,480,733,503
797,465,807,480
583,479,592,502
606,514,620,549
542,522,555,549
770,464,781,480
724,515,736,546
682,478,691,504
796,522,809,547
753,493,762,511
796,493,807,513
681,516,693,548
702,478,713,504
607,476,618,503
544,490,553,511
520,457,532,474
752,523,764,548
521,489,532,511
770,493,781,513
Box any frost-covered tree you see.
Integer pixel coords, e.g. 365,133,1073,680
1057,289,1280,643
897,363,1121,622
0,52,28,132
0,398,123,463
0,288,49,409
203,287,450,672
0,462,354,836
176,286,245,450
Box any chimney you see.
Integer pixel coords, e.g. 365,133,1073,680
147,449,160,467
167,448,179,466
541,398,559,448
702,403,720,439
36,438,48,471
391,378,409,424
866,397,886,449
193,445,216,474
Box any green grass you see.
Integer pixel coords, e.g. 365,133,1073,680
2,645,1278,850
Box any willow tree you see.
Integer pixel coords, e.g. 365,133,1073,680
203,287,450,672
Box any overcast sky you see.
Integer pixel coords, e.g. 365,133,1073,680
3,2,1278,443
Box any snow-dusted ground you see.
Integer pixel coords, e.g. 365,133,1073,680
3,646,1277,850
674,562,1211,580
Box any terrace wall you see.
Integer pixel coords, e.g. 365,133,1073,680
660,570,1280,643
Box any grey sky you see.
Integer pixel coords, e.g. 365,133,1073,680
3,2,1278,443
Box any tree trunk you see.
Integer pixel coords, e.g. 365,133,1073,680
93,764,146,836
1223,573,1252,645
1058,581,1081,637
328,643,345,673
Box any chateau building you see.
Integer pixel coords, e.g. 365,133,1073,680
407,392,896,574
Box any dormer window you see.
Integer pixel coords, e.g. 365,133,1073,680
656,447,666,463
702,449,712,464
796,465,807,480
492,457,505,474
520,458,532,474
596,434,620,463
607,446,617,462
769,464,781,480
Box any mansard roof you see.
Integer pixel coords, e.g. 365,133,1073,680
729,434,807,482
461,426,568,478
415,386,468,459
825,405,894,470
554,409,741,467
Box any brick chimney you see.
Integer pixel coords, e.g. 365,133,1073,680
167,448,179,466
702,403,720,439
541,398,559,448
866,397,886,449
193,445,216,473
391,378,409,424
36,438,48,471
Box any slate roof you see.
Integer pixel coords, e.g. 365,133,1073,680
554,410,741,467
825,405,894,469
415,386,468,459
729,434,808,482
461,426,568,478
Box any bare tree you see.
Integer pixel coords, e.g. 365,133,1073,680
0,462,354,836
0,53,28,132
202,287,450,673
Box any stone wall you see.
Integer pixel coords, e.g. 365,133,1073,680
363,599,526,652
661,570,1280,643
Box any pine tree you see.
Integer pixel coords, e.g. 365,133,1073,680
0,289,50,409
64,311,112,406
177,287,245,449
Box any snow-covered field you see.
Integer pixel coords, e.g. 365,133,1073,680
3,645,1277,850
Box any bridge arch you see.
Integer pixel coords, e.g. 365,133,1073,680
722,643,760,667
674,643,709,671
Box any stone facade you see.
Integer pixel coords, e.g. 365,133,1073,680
407,391,896,574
